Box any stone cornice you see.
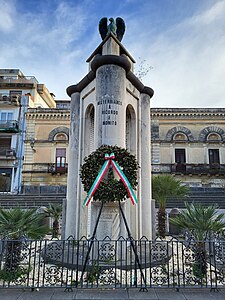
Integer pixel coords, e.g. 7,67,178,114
67,54,154,98
26,109,70,120
151,108,225,119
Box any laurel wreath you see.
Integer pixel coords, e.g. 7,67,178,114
80,145,138,203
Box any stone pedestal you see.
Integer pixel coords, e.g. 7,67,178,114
91,201,126,240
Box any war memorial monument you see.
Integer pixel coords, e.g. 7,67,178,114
65,17,154,241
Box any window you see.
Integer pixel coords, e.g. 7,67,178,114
173,133,187,141
208,149,220,165
55,148,66,173
54,133,68,141
9,90,22,97
0,137,11,155
207,133,221,142
0,168,12,192
175,148,186,172
0,112,13,122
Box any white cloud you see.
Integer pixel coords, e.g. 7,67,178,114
0,0,90,98
190,0,225,25
133,0,225,107
0,0,15,32
1,0,225,106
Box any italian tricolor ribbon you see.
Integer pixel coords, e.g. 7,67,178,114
83,153,138,206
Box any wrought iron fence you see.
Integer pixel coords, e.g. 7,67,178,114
0,237,224,289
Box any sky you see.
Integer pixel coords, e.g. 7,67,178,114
0,0,225,108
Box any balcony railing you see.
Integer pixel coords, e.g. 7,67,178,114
23,163,68,175
0,76,38,84
0,120,19,132
0,94,20,106
0,148,16,158
152,163,225,175
48,163,68,174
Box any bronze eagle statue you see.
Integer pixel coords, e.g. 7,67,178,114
99,17,126,42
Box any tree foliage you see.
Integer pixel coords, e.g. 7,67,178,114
171,202,225,278
171,202,225,240
0,208,49,276
152,175,189,238
44,204,62,238
0,208,49,239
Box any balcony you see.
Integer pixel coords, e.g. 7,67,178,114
152,163,225,176
0,76,38,89
48,163,68,175
0,120,19,133
22,163,68,175
0,148,16,159
0,94,20,106
0,76,38,84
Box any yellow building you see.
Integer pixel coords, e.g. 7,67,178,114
22,108,70,194
21,107,225,202
151,108,225,189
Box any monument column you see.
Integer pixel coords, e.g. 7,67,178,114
96,65,126,147
65,92,81,239
91,52,131,148
140,90,152,239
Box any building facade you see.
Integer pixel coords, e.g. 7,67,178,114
0,69,55,193
151,108,225,189
1,69,224,213
22,108,70,194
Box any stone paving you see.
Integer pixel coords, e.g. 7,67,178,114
0,288,225,300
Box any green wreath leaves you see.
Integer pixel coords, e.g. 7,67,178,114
80,145,139,203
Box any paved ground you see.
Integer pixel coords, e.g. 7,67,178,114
0,288,225,300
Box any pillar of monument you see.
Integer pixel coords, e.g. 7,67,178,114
65,92,81,239
95,65,126,147
140,92,152,239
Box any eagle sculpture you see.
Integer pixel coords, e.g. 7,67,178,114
99,17,126,42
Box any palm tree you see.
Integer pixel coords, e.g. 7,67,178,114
152,174,189,238
0,208,48,275
171,202,225,278
0,208,48,240
44,204,62,238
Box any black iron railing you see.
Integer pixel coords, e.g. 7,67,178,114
0,237,224,289
152,163,225,175
0,148,16,158
22,163,68,174
48,163,68,174
0,121,19,133
0,94,20,105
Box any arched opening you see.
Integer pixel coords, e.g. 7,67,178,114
54,133,68,142
84,104,95,157
126,104,136,154
207,133,221,142
173,133,188,142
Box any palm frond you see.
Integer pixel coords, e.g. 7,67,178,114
171,202,225,240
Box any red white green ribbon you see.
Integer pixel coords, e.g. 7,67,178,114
83,153,138,206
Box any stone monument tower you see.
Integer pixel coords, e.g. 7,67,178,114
65,18,154,240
